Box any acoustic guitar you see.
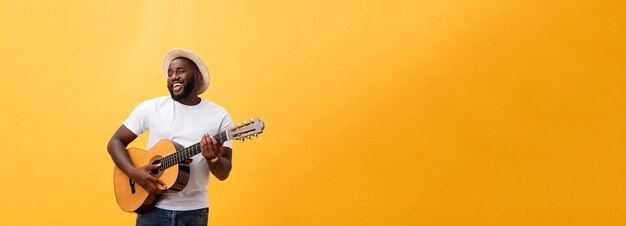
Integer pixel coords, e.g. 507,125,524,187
113,118,265,213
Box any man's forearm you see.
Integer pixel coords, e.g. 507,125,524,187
108,139,137,176
108,125,139,177
208,147,232,180
208,157,232,180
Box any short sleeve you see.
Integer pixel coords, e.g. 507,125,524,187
219,112,234,148
123,101,149,136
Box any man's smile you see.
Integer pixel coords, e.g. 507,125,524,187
172,82,183,92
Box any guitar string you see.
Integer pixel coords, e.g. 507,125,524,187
159,132,228,170
160,124,261,169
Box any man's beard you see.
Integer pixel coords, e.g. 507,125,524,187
168,76,196,101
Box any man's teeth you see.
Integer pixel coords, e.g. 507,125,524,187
173,83,183,91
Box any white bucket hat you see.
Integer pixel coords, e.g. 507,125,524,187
163,48,210,94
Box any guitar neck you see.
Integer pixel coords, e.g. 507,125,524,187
159,131,229,170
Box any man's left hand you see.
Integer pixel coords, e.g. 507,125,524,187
200,133,221,161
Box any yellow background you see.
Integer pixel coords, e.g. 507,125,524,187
1,0,625,225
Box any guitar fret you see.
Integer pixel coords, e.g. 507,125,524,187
158,131,229,170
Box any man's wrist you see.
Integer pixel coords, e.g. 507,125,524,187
207,155,219,163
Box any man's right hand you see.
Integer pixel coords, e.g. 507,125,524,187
129,163,167,194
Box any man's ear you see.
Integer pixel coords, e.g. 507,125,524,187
195,71,203,81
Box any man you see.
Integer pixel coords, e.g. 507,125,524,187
107,48,233,226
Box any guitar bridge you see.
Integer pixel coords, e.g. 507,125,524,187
129,178,136,194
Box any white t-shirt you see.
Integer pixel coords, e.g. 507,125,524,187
123,96,233,211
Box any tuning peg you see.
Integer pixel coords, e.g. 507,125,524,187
254,134,258,137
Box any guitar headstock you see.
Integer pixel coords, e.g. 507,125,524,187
228,118,265,141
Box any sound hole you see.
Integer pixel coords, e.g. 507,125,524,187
150,159,161,175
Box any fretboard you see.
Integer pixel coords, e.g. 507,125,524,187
159,131,229,170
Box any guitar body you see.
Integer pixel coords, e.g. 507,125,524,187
113,139,190,214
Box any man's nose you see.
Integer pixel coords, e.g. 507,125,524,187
171,72,180,80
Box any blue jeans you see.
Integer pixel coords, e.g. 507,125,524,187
136,208,209,226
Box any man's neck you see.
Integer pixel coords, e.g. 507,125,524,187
176,95,201,106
